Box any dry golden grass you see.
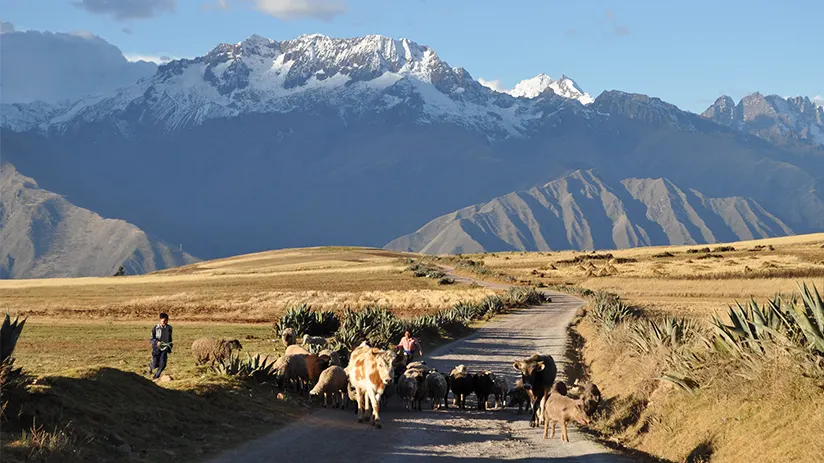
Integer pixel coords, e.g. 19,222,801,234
458,233,824,318
577,318,824,463
0,247,494,322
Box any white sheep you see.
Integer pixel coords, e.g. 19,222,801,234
309,366,348,408
273,354,309,393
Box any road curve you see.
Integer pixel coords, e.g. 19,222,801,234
205,270,627,462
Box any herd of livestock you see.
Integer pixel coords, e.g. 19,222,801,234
192,329,601,442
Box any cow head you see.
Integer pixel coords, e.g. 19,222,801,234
375,350,396,386
513,356,545,379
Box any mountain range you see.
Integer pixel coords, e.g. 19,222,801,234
386,170,793,254
1,32,823,273
0,163,195,278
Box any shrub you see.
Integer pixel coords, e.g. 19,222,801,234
273,304,340,338
216,353,277,382
686,247,711,254
589,292,638,332
652,252,675,258
710,283,824,358
504,287,549,307
713,246,736,252
1,314,28,422
630,316,700,354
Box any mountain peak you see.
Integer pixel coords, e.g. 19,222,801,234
508,73,593,104
702,93,824,147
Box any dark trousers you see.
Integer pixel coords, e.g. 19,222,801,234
150,348,168,379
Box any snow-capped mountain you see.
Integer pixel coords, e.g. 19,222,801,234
508,73,594,104
702,93,824,147
2,34,591,139
2,33,822,266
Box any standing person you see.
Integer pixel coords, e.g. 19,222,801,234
148,312,173,381
396,330,422,364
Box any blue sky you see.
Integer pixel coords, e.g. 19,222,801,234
2,0,821,113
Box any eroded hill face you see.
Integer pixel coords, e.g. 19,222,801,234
0,162,197,278
386,170,793,254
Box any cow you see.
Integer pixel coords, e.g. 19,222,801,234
513,354,558,427
449,365,474,409
472,370,497,410
346,342,396,428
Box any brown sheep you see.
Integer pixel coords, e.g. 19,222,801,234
306,353,331,384
191,338,243,368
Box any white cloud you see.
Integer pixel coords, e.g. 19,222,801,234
478,78,506,93
1,21,15,34
814,95,823,107
124,53,176,64
253,0,347,20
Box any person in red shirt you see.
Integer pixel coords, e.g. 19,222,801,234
396,330,422,363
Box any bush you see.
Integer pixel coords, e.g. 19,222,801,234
588,292,638,332
216,353,277,382
711,283,824,358
504,287,550,307
273,304,340,338
1,313,28,423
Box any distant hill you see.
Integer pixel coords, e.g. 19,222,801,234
0,163,197,278
386,170,793,254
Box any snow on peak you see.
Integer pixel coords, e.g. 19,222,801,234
2,34,596,139
507,73,593,104
508,73,555,98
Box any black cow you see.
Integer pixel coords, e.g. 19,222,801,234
471,371,496,411
513,354,557,427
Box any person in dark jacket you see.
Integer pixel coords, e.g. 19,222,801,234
148,312,173,381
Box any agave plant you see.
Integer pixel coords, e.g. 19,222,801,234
1,314,26,366
710,297,793,356
789,283,824,354
589,294,636,332
631,316,700,354
216,353,277,382
1,314,28,421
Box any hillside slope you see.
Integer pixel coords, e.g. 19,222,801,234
386,170,793,253
0,163,197,278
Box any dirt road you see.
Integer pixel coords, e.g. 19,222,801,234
206,272,627,462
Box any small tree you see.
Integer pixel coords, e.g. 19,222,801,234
113,265,125,277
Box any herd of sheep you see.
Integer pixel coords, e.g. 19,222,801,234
189,329,601,441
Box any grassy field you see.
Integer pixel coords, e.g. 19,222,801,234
455,233,824,318
1,247,496,462
0,247,495,322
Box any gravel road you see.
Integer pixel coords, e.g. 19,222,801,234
205,272,627,462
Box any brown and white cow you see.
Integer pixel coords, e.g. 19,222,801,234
346,342,395,428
